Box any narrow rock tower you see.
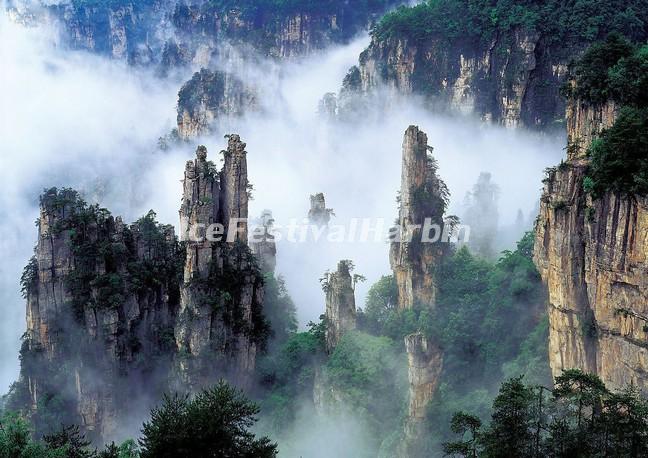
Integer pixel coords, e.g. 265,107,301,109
175,141,264,390
322,260,357,353
389,125,448,310
220,134,249,243
399,333,444,457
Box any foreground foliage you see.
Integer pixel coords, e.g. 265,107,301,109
445,370,648,457
140,381,277,458
1,382,275,458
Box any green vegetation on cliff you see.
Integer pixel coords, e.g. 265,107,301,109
567,35,648,197
373,0,648,47
353,232,549,453
359,232,547,387
257,319,325,430
587,106,648,196
204,0,393,18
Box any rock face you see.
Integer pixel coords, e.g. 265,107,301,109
35,0,165,65
344,27,569,130
176,69,258,139
308,192,333,226
399,333,443,458
168,2,399,61
15,138,267,441
389,126,448,309
534,97,648,390
323,260,357,353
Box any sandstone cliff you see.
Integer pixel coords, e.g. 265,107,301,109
168,1,400,61
14,137,268,441
534,98,648,390
389,126,448,309
175,139,264,390
322,260,357,353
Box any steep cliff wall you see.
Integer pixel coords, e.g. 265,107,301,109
168,1,400,61
389,126,448,309
323,260,357,353
14,137,268,441
33,0,167,65
344,29,566,129
534,98,648,390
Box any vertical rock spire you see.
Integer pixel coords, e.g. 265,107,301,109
179,145,220,280
175,137,264,391
399,333,443,458
323,260,357,353
220,134,249,243
389,125,448,310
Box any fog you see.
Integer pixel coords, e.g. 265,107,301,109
179,40,565,327
2,6,564,449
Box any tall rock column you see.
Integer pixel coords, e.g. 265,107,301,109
220,134,249,243
323,260,357,353
399,333,444,458
534,96,648,390
175,140,264,390
179,145,220,276
390,126,448,309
